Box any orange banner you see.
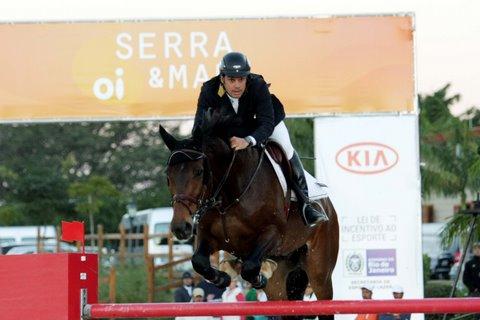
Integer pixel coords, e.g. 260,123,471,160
0,16,414,122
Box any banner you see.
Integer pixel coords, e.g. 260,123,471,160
314,115,422,319
0,15,414,122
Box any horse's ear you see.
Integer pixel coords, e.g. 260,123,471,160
159,125,179,151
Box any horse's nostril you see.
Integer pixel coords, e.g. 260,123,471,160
185,223,193,234
172,226,183,236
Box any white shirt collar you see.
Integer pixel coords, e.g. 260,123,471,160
226,93,239,113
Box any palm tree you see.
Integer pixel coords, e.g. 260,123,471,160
419,84,480,246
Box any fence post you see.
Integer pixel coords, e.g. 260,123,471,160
56,225,61,253
119,224,126,266
36,227,42,253
97,224,104,262
168,231,174,284
146,256,155,302
143,224,149,261
109,266,116,303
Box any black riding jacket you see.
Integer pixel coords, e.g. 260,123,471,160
193,73,286,144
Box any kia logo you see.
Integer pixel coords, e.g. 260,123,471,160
335,142,399,174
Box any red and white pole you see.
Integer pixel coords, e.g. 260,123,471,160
85,298,480,319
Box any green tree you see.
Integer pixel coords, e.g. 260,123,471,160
285,118,315,173
68,175,120,242
0,121,173,229
420,84,480,205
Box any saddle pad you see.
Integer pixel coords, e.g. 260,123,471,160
265,150,328,201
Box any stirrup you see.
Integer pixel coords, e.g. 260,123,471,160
302,203,329,227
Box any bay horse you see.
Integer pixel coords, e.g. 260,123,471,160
159,114,339,319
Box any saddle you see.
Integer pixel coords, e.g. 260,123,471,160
264,140,328,202
265,141,293,184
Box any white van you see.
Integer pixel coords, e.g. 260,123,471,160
0,225,56,246
120,207,193,269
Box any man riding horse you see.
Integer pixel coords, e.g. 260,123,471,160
193,51,328,227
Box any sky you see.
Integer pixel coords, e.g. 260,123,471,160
1,0,479,115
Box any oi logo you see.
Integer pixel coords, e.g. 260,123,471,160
93,68,125,101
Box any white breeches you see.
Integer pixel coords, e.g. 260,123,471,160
269,121,294,160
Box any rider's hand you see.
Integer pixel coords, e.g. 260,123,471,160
230,136,249,151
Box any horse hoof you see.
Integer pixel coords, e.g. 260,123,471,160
213,272,231,289
251,274,268,289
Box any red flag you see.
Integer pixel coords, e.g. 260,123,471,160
61,221,85,246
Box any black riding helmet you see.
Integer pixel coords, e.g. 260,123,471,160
219,52,251,77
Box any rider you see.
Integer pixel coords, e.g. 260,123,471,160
193,51,328,226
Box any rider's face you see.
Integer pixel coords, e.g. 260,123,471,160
221,75,247,98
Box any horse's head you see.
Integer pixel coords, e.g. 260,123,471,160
159,110,235,239
159,126,205,240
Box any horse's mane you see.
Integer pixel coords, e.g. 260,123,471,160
192,108,240,152
162,108,258,166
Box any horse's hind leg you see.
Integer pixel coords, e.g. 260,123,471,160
284,268,309,320
306,250,334,320
263,259,297,320
306,200,339,320
263,259,309,320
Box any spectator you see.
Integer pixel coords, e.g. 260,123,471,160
175,287,214,320
174,271,194,302
463,242,480,297
379,285,411,320
355,285,377,320
303,283,317,301
221,277,245,320
303,283,318,320
198,277,225,302
245,282,267,320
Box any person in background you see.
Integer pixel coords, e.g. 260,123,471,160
245,282,268,320
463,243,480,320
379,286,411,320
463,242,480,297
355,285,378,320
175,287,214,320
197,277,225,302
221,277,245,320
302,283,318,320
174,271,194,302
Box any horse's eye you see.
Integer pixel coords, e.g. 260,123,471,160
194,169,203,177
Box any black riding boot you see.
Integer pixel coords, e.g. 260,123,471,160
289,152,329,226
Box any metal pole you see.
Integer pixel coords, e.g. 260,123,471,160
84,298,480,319
80,288,88,320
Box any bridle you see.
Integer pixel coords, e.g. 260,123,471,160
167,145,266,242
168,149,209,217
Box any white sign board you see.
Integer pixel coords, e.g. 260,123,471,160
314,115,423,319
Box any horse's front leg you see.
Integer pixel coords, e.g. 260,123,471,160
191,239,231,289
241,226,279,289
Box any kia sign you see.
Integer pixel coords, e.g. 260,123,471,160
335,142,399,174
314,115,422,320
